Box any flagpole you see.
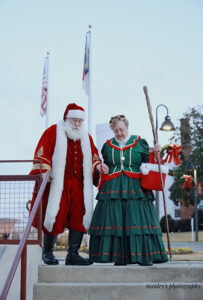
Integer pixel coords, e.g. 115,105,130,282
45,52,49,129
88,25,92,135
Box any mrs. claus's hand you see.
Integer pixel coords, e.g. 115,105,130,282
154,143,161,152
96,164,109,174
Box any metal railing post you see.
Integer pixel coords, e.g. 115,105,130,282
0,170,50,300
21,245,27,300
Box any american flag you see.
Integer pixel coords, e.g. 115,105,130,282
82,32,90,95
40,56,48,117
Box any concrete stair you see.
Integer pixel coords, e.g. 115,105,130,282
33,262,203,300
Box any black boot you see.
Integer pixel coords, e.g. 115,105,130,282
42,234,59,265
65,230,92,266
138,262,153,266
114,263,127,266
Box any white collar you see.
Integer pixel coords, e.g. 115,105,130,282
115,134,131,148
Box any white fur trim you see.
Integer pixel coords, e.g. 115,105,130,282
140,163,169,175
140,163,149,175
43,120,93,232
44,121,67,232
66,110,85,120
81,131,93,231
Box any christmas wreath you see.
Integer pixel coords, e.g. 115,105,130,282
169,161,195,206
161,142,184,166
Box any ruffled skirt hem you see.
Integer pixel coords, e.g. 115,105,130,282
89,234,168,264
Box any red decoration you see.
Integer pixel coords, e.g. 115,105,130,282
181,175,193,189
164,143,182,166
141,152,166,191
141,172,166,191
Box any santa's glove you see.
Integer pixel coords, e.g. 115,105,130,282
140,163,169,175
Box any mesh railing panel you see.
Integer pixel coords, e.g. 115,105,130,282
0,179,39,241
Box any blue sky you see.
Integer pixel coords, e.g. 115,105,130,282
0,0,203,174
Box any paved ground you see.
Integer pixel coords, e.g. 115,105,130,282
1,242,203,262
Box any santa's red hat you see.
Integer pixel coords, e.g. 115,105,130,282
63,103,85,121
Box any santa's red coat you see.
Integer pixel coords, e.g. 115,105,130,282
30,123,101,236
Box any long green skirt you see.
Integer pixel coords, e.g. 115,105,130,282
89,173,168,265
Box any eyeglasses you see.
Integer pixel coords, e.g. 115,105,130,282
109,115,125,123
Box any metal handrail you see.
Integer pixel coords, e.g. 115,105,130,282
0,175,41,181
0,160,41,163
0,171,50,300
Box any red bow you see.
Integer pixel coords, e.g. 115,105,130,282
181,175,193,189
164,143,182,166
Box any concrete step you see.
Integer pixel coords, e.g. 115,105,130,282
38,263,203,283
34,262,203,300
34,282,203,300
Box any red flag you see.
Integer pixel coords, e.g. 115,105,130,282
40,57,48,117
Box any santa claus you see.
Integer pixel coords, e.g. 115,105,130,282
30,103,108,265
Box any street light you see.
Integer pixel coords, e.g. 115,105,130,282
186,160,198,242
155,104,176,219
156,104,176,138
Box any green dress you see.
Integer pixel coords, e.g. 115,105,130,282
89,135,168,265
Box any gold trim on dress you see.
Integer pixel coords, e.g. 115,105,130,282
112,148,115,164
129,148,133,172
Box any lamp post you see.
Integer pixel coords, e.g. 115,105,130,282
155,104,175,218
186,161,198,242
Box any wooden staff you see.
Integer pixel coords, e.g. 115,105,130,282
143,86,172,261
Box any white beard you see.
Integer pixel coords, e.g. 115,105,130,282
64,120,85,141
